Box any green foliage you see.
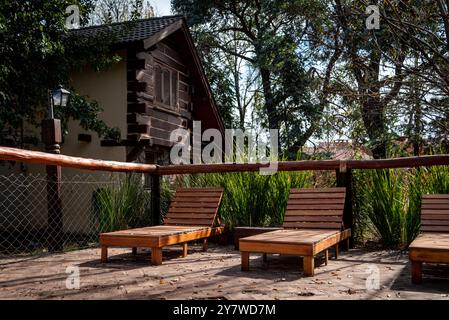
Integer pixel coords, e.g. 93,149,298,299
159,177,175,224
176,171,314,229
354,166,449,248
172,0,330,151
0,0,121,146
92,174,175,231
92,174,150,232
421,165,449,195
355,169,413,247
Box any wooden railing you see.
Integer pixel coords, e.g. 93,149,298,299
0,147,158,173
3,145,449,248
3,146,449,175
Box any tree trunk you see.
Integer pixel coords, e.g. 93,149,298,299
359,51,387,159
362,95,387,159
260,68,278,131
413,91,422,156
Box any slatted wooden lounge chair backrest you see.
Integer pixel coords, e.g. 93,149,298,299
163,188,224,227
283,187,346,230
421,194,449,233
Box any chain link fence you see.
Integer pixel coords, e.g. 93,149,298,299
0,171,161,256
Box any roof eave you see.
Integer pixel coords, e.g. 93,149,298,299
179,22,225,135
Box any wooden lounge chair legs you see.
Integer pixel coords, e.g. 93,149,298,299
101,238,214,265
151,247,162,265
303,256,314,277
334,244,339,259
101,246,108,262
182,243,188,257
411,261,423,284
324,250,329,266
240,251,316,277
241,252,249,271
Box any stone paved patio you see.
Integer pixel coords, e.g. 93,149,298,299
1,244,449,299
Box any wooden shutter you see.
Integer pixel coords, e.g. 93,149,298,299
171,71,178,108
154,64,162,103
163,69,171,105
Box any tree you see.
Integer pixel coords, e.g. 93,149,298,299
90,0,156,24
172,0,339,154
193,31,236,129
322,0,410,158
380,0,449,96
329,0,449,158
0,0,120,148
380,0,449,154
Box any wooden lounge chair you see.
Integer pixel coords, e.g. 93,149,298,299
239,187,351,276
100,187,224,265
409,194,449,284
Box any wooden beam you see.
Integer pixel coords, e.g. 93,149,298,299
143,19,184,49
3,147,449,176
157,160,341,175
346,155,449,169
157,155,449,175
100,140,122,147
127,59,146,70
77,134,92,142
0,147,158,173
151,174,161,225
336,168,354,248
127,103,147,114
128,124,149,134
128,81,147,92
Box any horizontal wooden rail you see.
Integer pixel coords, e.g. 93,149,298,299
0,147,158,173
156,160,341,175
159,155,449,175
2,146,449,175
346,155,449,169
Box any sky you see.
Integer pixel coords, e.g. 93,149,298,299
151,0,172,16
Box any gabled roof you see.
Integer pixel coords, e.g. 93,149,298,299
70,16,225,134
70,15,184,44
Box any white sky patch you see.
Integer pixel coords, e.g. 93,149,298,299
151,0,172,16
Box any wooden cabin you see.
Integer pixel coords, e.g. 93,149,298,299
68,15,224,165
0,16,226,242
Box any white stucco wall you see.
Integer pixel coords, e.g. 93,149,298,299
1,50,128,235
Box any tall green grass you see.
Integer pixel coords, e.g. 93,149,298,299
92,174,150,232
176,171,314,229
355,169,412,247
354,166,449,248
92,174,174,231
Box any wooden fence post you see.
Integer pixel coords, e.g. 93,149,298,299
151,174,161,225
42,118,63,252
336,164,354,248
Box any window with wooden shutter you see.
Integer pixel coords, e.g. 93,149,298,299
154,61,179,111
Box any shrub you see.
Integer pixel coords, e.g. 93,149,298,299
93,174,150,232
354,166,449,248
